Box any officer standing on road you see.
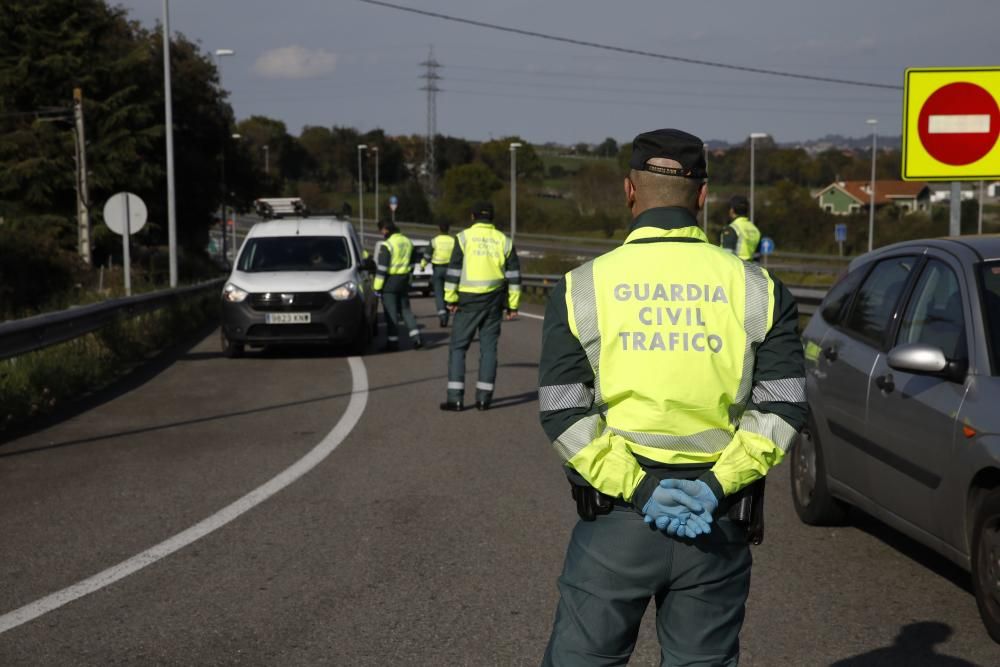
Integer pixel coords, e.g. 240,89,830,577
720,194,761,261
538,129,807,665
440,201,521,412
421,222,457,328
374,220,422,351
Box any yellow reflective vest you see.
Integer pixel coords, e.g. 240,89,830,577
422,233,456,268
538,207,806,507
373,232,413,292
444,222,521,311
727,216,761,261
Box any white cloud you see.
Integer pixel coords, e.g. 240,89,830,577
253,46,337,79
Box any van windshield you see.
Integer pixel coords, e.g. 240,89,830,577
238,236,352,272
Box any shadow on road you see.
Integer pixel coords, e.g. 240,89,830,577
488,391,539,410
0,321,218,448
829,622,977,666
848,508,973,594
0,369,455,458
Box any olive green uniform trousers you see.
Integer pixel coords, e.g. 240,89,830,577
447,289,504,405
543,507,752,667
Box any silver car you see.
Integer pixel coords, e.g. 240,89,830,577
793,236,1000,640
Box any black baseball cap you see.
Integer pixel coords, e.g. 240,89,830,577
471,201,494,220
629,129,707,179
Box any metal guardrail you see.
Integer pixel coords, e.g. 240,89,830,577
521,274,826,316
0,278,225,361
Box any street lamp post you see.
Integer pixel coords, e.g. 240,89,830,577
262,145,269,175
214,48,235,263
229,132,240,256
371,146,380,223
749,133,767,224
357,144,367,248
980,180,985,235
509,142,522,245
866,119,878,252
162,0,178,285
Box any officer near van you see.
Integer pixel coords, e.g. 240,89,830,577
538,129,807,665
720,194,761,261
373,220,422,351
440,201,521,412
421,222,457,328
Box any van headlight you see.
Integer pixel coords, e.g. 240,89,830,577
330,281,358,301
223,283,249,303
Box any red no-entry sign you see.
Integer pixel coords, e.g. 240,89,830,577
903,67,1000,181
918,82,1000,166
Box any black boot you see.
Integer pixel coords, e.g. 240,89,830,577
439,401,463,412
475,400,490,411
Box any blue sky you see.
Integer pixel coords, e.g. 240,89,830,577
121,0,1000,145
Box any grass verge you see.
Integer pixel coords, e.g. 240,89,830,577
0,291,219,433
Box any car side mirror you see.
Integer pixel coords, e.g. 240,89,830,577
887,343,967,382
361,257,376,273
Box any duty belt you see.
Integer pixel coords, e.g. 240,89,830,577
568,476,766,545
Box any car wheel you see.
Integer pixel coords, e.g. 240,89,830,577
348,317,372,356
972,488,1000,642
790,416,847,525
220,329,244,358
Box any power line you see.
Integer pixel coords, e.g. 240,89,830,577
443,76,898,106
357,0,903,91
443,87,903,118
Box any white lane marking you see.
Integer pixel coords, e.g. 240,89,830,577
928,114,991,134
518,311,544,321
0,356,369,635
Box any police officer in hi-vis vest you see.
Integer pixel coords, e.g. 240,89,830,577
721,194,761,261
538,129,806,666
421,221,457,328
440,201,521,412
374,220,422,351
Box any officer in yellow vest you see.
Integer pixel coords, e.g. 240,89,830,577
374,220,422,351
421,222,457,328
440,201,521,411
720,194,761,261
538,129,806,665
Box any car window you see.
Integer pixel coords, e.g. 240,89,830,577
897,259,966,360
820,267,866,325
981,261,1000,375
842,256,916,346
237,236,351,272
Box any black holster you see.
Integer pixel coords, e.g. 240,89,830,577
570,483,614,521
727,478,766,545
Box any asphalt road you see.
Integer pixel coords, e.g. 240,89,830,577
2,298,999,666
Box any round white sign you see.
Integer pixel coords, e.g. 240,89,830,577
103,192,148,236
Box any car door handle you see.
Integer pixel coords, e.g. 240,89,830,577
823,346,838,362
875,373,895,393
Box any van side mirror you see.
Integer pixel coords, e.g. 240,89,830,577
362,257,376,273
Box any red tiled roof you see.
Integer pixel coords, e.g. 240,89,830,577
832,180,929,206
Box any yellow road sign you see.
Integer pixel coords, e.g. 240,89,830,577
902,67,1000,181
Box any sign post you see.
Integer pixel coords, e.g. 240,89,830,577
835,223,847,257
903,67,1000,236
388,195,398,224
103,192,148,296
759,236,774,269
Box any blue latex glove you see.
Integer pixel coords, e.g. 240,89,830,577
658,479,719,525
642,484,712,539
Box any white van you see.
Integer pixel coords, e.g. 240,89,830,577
220,218,378,356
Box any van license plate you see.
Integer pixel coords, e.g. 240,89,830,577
266,312,311,324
